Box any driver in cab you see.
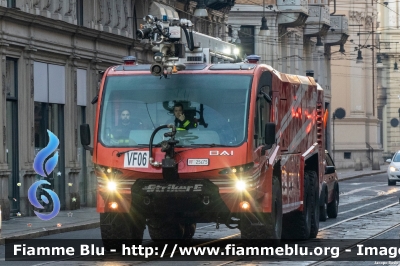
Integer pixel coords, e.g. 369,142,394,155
173,103,197,130
110,109,142,145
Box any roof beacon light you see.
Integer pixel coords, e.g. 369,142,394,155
246,55,261,64
123,56,136,65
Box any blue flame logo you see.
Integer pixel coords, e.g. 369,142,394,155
28,130,60,220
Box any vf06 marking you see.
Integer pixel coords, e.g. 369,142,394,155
124,151,149,168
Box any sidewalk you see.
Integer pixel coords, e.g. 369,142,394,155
0,165,388,244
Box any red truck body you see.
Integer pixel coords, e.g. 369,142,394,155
85,62,325,244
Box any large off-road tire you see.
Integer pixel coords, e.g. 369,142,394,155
319,189,328,222
309,171,320,238
282,171,313,239
148,221,185,240
327,185,339,218
240,176,282,240
183,223,196,239
100,212,145,251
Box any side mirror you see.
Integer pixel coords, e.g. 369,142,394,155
325,165,335,174
80,124,93,155
386,158,392,163
264,122,276,146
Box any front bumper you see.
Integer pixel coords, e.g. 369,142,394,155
131,179,231,221
388,172,400,181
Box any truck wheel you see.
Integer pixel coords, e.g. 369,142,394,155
148,221,185,240
327,185,339,218
240,176,282,240
309,171,320,238
100,212,144,251
319,189,327,222
183,223,196,239
282,171,312,239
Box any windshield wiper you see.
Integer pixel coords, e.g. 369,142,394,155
189,143,233,147
116,144,160,157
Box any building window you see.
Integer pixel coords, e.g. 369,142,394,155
344,152,351,159
34,62,66,208
133,6,137,39
6,57,19,214
76,0,83,26
7,0,15,8
239,26,254,58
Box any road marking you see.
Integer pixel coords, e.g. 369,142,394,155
320,202,398,231
339,184,386,196
339,196,397,214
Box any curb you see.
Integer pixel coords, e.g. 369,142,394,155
338,170,386,182
0,221,99,245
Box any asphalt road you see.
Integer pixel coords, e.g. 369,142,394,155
2,172,400,266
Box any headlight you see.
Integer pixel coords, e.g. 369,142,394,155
107,181,117,191
236,180,246,191
390,166,399,172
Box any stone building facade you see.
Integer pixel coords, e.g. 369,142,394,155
0,0,234,220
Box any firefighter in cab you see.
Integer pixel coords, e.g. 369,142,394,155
173,103,197,130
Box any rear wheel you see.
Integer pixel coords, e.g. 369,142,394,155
327,185,339,218
240,176,282,240
100,212,144,251
309,171,320,238
282,171,313,239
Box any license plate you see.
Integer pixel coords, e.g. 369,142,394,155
187,159,209,166
124,151,149,168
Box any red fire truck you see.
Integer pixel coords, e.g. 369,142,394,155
80,15,325,250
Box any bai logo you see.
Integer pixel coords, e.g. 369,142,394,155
28,130,60,220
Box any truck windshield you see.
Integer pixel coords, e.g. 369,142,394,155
99,74,252,147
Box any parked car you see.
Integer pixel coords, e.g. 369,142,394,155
319,150,339,221
386,151,400,186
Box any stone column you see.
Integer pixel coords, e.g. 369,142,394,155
20,170,37,217
19,47,37,216
64,52,81,210
0,169,11,220
0,44,10,220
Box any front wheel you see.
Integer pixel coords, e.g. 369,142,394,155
240,176,282,240
327,185,339,218
100,212,145,251
148,221,185,240
183,223,196,239
319,193,327,222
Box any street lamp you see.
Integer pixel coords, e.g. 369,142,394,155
356,50,363,63
259,0,270,36
394,43,399,72
194,0,208,17
376,54,383,68
316,36,324,53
